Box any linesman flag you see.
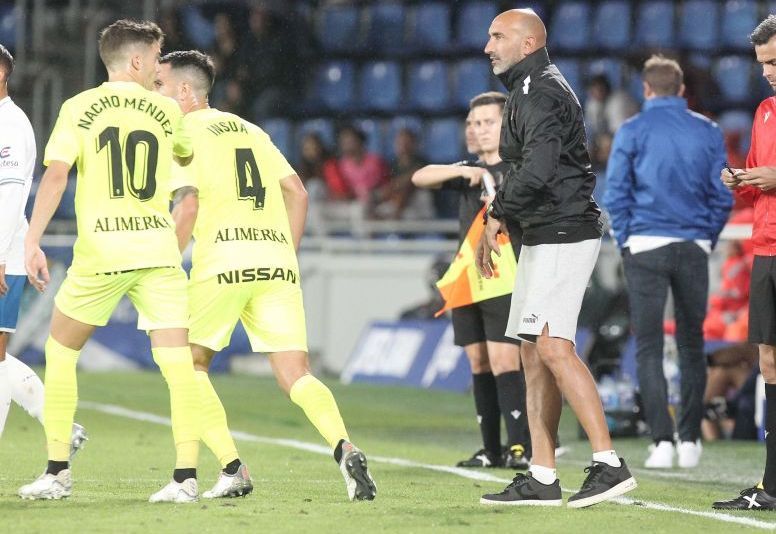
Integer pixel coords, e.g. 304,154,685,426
435,206,517,317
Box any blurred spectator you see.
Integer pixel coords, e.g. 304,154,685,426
158,8,192,52
702,346,759,441
236,6,298,119
297,132,346,201
210,13,243,114
335,125,389,205
584,74,638,138
371,128,432,220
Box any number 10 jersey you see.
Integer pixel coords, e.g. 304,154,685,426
170,108,298,282
44,81,192,275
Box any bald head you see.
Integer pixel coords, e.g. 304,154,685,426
484,9,547,75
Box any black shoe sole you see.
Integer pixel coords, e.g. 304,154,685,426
347,453,377,501
225,483,254,498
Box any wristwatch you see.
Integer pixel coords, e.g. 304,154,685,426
486,202,502,221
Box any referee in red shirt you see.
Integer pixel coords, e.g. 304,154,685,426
714,14,776,511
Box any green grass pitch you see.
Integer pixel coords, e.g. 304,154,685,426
1,371,774,533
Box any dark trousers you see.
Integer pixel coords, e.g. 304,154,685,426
623,242,708,443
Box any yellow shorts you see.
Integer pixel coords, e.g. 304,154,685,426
55,267,188,330
188,274,307,353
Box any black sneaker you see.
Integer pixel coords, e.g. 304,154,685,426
712,487,776,510
480,472,562,506
503,444,531,470
456,448,503,468
567,459,637,508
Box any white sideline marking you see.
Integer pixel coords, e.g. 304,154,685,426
80,401,776,531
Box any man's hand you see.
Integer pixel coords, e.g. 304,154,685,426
461,166,488,187
721,167,743,190
0,264,7,296
738,166,776,192
476,216,509,278
25,243,49,292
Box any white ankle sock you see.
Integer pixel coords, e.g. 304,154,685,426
6,354,44,424
530,464,557,485
593,449,622,467
0,359,11,438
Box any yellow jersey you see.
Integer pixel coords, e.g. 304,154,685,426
44,81,192,275
170,108,298,282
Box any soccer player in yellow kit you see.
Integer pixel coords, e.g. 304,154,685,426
19,20,203,503
155,50,377,501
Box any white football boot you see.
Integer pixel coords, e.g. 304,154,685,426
338,441,376,501
18,470,72,500
148,478,198,503
203,464,253,498
70,423,88,461
644,441,675,469
677,440,702,468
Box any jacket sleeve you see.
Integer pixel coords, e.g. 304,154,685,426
602,122,636,248
491,94,562,218
707,126,734,249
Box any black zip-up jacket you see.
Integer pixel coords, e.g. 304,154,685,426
489,47,604,246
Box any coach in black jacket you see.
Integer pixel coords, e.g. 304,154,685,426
476,9,636,508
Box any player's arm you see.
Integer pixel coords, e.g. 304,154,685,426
24,160,71,291
411,164,485,189
171,186,199,253
280,174,308,251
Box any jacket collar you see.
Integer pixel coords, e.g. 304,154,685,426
643,96,687,111
497,47,551,91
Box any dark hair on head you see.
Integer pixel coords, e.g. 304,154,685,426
752,15,776,46
642,54,683,96
98,19,164,70
338,124,367,144
160,50,215,93
469,91,507,111
0,44,13,80
587,74,611,93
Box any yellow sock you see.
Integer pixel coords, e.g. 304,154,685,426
195,371,239,467
289,374,348,449
152,346,200,469
43,337,80,461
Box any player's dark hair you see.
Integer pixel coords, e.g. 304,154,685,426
469,91,507,111
751,15,776,46
338,124,367,144
0,44,13,80
160,50,215,93
642,55,683,96
98,19,163,70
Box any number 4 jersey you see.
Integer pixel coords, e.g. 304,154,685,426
170,108,298,282
44,81,192,275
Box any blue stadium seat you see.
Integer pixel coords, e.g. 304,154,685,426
628,71,645,105
455,2,498,50
385,116,423,157
259,118,293,158
0,4,17,48
424,119,464,163
593,1,631,51
317,5,361,53
453,58,492,110
714,56,753,104
635,1,674,48
588,58,624,89
359,61,402,112
679,1,719,51
549,2,592,52
353,118,386,158
315,61,355,111
408,2,451,51
296,119,336,153
364,2,406,53
179,5,215,50
722,1,758,50
554,58,583,98
407,61,450,112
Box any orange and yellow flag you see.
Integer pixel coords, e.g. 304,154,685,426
435,206,517,317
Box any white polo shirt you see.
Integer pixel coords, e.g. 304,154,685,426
0,95,36,276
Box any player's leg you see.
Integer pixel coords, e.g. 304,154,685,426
0,274,27,438
0,333,11,439
487,340,530,469
130,268,201,503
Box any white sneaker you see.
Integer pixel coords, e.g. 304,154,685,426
148,478,198,503
18,470,72,500
644,441,674,469
338,441,377,501
70,423,88,461
203,464,253,498
677,440,702,468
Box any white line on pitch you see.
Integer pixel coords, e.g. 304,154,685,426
79,401,776,531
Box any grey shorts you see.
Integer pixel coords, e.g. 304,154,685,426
506,238,600,343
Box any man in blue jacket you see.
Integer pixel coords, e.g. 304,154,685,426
603,55,732,470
